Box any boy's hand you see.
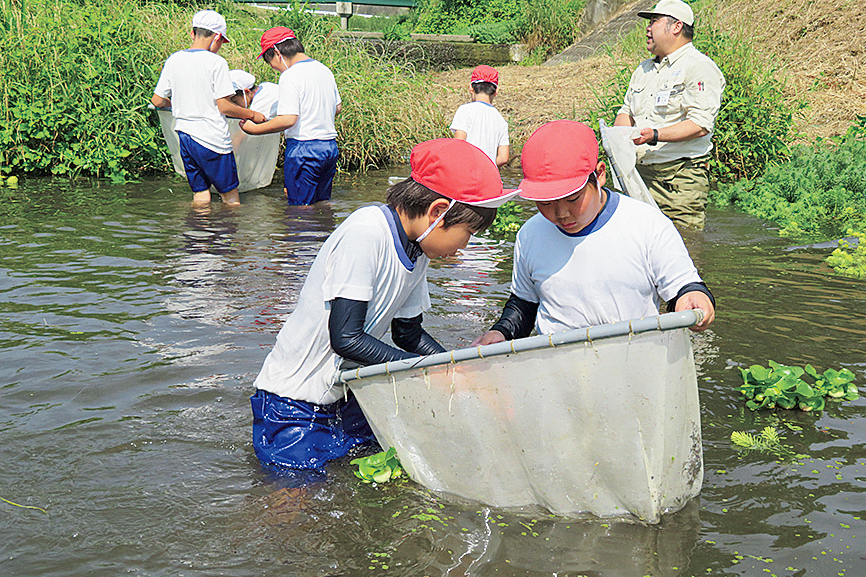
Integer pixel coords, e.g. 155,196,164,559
250,111,266,124
675,291,715,332
471,330,506,347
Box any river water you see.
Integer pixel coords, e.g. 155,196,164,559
1,171,864,577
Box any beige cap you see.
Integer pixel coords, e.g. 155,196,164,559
638,0,695,26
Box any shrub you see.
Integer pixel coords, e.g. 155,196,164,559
712,120,866,239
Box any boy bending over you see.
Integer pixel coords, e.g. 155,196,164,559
474,120,715,346
252,139,517,470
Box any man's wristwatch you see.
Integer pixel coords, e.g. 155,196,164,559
649,128,659,146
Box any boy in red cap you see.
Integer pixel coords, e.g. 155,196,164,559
251,139,517,471
449,64,510,167
473,120,714,346
241,27,341,205
151,10,265,206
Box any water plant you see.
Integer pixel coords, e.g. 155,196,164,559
827,229,866,279
731,426,800,460
737,360,859,412
488,200,526,237
351,447,405,484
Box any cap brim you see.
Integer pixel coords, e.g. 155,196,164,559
517,173,592,202
463,188,521,208
637,10,656,18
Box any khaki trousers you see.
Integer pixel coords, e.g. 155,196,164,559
637,155,711,229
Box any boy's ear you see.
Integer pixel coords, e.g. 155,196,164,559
596,161,607,188
427,198,452,220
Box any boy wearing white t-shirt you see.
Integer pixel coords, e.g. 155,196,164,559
473,120,715,347
251,139,517,471
151,10,265,205
450,65,510,167
241,27,341,205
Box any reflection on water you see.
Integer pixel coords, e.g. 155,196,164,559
0,176,864,577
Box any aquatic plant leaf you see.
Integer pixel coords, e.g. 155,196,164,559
373,466,392,483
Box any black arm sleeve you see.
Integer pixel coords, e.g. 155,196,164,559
391,314,446,356
328,298,418,366
490,293,539,341
665,282,717,312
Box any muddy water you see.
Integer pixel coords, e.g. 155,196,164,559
0,170,863,577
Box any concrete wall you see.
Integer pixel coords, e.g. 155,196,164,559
582,0,634,31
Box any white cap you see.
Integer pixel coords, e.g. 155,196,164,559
230,70,256,92
638,0,695,26
192,10,230,43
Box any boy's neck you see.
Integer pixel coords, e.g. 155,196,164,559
472,93,494,105
394,208,427,241
190,35,219,52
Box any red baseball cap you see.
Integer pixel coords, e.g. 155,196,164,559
410,139,517,208
470,65,499,87
258,27,296,59
517,120,599,201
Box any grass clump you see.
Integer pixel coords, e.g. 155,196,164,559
0,0,446,180
412,0,584,55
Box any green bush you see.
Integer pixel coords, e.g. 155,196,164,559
466,20,518,44
522,0,584,56
412,0,582,52
0,0,447,180
414,0,524,35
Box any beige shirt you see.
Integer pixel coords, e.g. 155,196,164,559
618,42,725,165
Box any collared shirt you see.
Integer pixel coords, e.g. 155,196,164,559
619,42,725,165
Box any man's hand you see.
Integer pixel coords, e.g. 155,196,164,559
634,127,656,145
675,290,715,332
471,330,506,347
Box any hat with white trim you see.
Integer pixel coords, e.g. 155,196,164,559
230,70,256,92
516,120,599,202
258,27,296,59
410,139,517,208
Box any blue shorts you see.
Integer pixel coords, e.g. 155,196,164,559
177,131,239,194
250,389,377,470
283,139,338,205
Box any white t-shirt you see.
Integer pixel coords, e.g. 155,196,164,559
251,82,279,120
449,101,509,162
153,49,235,154
511,190,703,334
277,59,341,141
254,205,431,404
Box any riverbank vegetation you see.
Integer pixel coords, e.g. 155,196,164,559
0,0,446,181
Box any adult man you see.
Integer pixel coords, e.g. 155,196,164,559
614,0,725,229
241,27,341,205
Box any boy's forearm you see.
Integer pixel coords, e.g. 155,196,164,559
242,114,297,135
151,94,171,109
216,98,258,120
